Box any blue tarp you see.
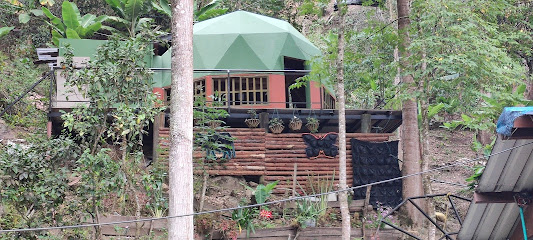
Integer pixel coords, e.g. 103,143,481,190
496,107,533,136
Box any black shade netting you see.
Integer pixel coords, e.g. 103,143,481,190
351,139,402,207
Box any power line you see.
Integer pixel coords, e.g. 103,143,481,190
1,140,531,233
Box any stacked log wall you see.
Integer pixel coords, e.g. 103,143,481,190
158,128,391,194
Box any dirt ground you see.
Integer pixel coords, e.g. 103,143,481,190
426,128,479,234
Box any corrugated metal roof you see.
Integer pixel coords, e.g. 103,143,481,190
458,137,533,239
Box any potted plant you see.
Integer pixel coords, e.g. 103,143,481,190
207,120,221,128
295,199,324,228
269,117,284,134
306,117,319,133
289,116,302,131
244,109,260,128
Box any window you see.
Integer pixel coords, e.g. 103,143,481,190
213,76,268,106
194,79,206,99
323,91,336,109
164,79,205,105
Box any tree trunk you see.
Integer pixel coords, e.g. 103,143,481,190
420,98,436,240
335,8,351,240
169,0,195,239
397,0,424,226
525,58,533,100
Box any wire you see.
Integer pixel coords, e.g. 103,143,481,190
1,140,532,233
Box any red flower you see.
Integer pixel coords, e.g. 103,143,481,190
259,209,272,219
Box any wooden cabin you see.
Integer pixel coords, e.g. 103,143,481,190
46,11,402,195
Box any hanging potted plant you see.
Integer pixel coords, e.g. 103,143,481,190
269,117,285,134
244,109,260,128
207,120,221,128
289,116,302,131
306,117,319,133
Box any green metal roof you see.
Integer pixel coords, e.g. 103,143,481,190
152,10,321,87
59,11,321,88
192,10,321,70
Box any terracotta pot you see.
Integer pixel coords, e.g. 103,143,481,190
269,124,285,134
244,118,260,128
289,118,302,131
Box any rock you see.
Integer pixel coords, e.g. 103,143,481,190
0,119,16,140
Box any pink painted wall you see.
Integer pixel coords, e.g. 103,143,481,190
152,87,165,101
309,81,321,109
268,74,286,109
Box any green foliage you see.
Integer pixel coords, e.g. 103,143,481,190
0,137,80,239
222,0,285,18
0,52,47,130
418,102,445,126
244,181,279,205
231,205,255,237
0,26,14,37
299,0,329,17
1,0,45,25
295,199,325,228
465,165,485,189
409,0,522,108
291,31,337,97
152,0,228,22
42,1,107,46
442,85,531,151
193,93,232,164
247,109,258,119
141,163,168,217
73,148,125,209
104,0,155,37
61,32,166,221
268,117,283,127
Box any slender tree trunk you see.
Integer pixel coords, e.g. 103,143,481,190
169,0,195,239
421,98,436,240
525,58,533,100
335,8,351,240
397,0,424,226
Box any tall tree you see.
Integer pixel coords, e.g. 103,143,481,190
168,0,194,238
396,0,424,226
335,4,351,239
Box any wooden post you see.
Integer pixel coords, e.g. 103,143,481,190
362,186,372,238
47,120,52,138
361,114,371,133
259,112,269,132
152,113,161,163
292,163,298,197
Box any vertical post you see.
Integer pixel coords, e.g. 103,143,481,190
292,163,298,197
49,69,54,112
48,69,54,138
226,70,231,113
47,121,52,138
152,113,160,163
320,86,323,111
362,186,372,238
361,114,372,133
259,112,269,133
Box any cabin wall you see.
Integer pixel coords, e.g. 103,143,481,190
158,127,392,194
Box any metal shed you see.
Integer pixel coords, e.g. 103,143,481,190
458,108,533,240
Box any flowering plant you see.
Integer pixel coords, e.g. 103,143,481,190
364,202,397,229
259,209,273,219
